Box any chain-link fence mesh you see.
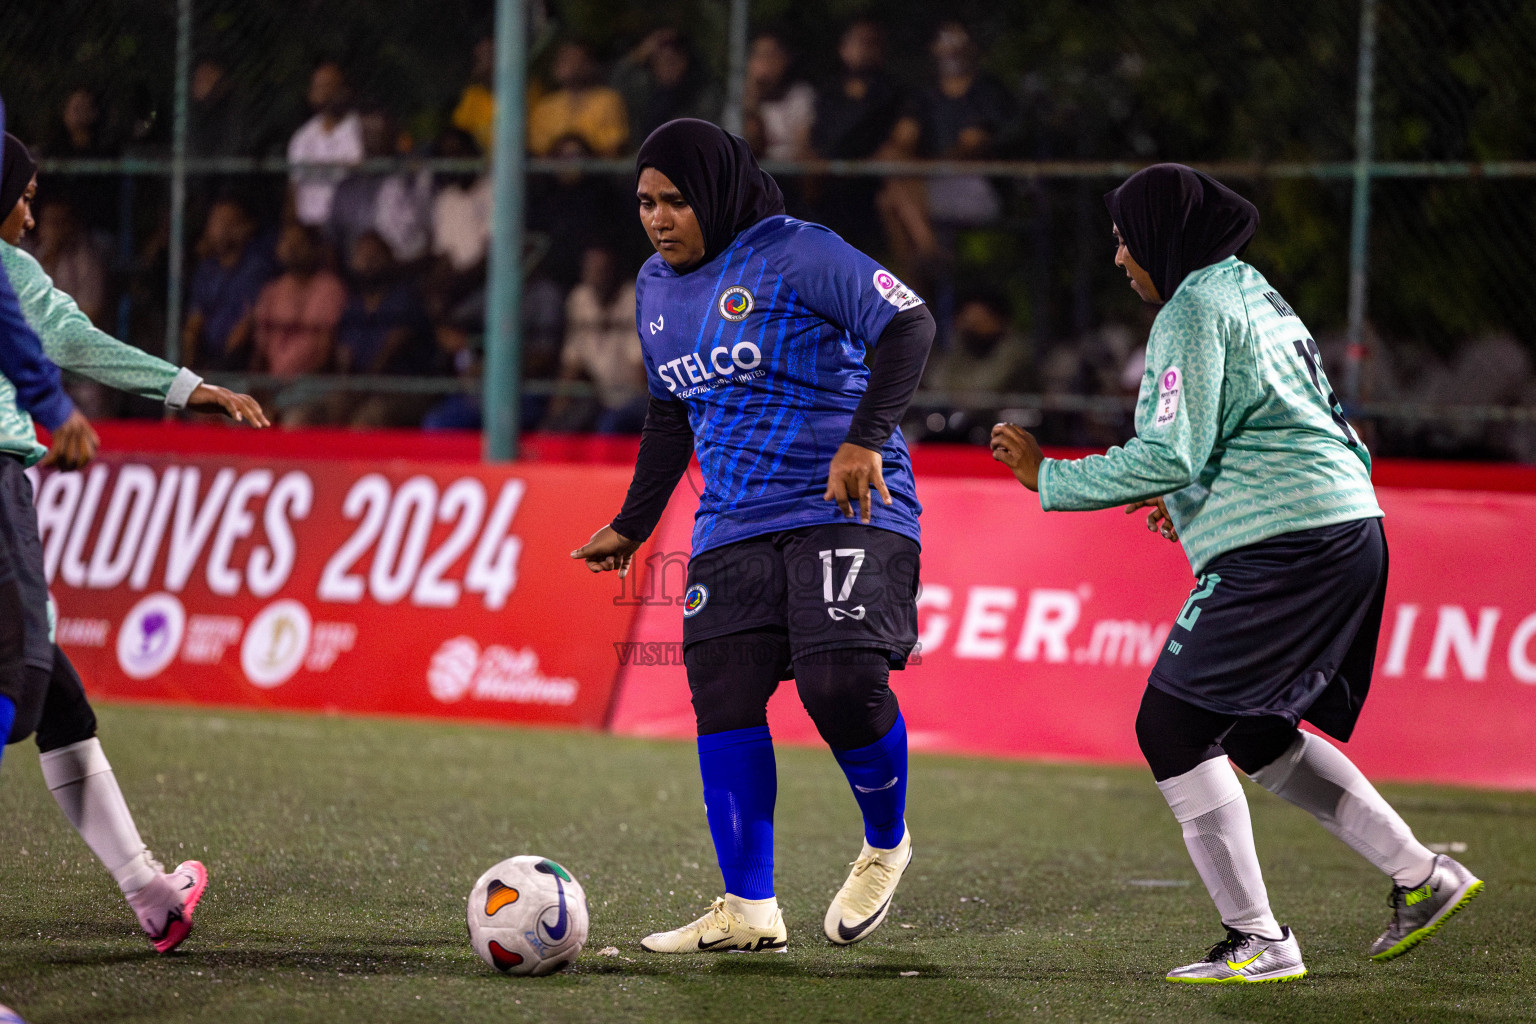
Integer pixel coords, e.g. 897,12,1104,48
1,0,1533,457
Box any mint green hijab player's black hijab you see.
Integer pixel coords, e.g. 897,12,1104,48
1106,163,1259,303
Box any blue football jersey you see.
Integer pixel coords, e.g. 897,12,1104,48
635,215,925,555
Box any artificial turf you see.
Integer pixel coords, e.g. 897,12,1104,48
0,703,1530,1023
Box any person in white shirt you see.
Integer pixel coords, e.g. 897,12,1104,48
287,61,363,227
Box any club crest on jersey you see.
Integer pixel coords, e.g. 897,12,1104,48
1155,366,1182,428
718,286,754,322
682,584,709,617
872,269,923,311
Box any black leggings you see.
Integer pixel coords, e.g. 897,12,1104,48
1135,684,1300,782
6,645,98,752
685,629,900,750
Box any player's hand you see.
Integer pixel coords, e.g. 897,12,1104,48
571,525,642,577
1125,497,1179,542
824,442,890,524
990,422,1044,491
186,383,271,427
39,410,100,471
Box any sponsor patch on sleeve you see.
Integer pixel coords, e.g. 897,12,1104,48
1154,366,1182,428
872,269,923,311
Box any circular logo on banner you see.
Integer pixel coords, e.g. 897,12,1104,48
428,636,481,703
682,584,710,618
717,286,754,322
116,593,186,680
240,600,313,688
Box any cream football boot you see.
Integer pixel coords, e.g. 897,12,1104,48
824,826,912,945
640,895,788,953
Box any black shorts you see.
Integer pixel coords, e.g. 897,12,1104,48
1,455,53,705
1147,517,1387,741
681,523,921,669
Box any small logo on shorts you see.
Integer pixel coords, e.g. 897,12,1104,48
828,605,867,621
717,286,754,322
682,584,709,617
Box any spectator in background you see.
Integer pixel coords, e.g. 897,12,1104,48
189,56,257,158
183,196,273,371
544,243,645,434
335,231,435,426
913,290,1031,444
612,28,722,143
527,41,630,158
741,32,815,162
329,106,431,265
877,22,1013,281
451,36,497,154
526,134,631,288
30,196,108,327
429,128,492,276
252,223,345,381
810,20,906,252
38,87,118,235
287,61,363,227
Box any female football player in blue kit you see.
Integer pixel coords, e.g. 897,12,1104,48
573,118,935,952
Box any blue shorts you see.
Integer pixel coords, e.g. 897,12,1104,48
1147,517,1387,741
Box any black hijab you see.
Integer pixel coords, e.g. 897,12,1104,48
1,132,37,222
635,118,785,270
1104,163,1259,303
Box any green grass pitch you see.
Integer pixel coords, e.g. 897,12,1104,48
0,703,1531,1023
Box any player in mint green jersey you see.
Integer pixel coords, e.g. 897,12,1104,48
0,131,268,954
990,164,1483,984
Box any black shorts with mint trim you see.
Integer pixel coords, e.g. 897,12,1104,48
681,522,920,670
1146,517,1387,741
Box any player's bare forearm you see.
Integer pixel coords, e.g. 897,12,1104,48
990,422,1043,491
824,442,891,524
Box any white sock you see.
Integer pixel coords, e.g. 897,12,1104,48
725,894,780,929
39,738,161,896
1156,757,1282,940
1249,731,1436,887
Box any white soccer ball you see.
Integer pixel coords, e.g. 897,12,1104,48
0,1003,27,1024
466,855,589,976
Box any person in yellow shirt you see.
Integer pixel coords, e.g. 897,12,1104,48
451,37,497,153
527,40,629,157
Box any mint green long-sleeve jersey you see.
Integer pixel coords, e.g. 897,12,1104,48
0,242,201,467
1037,256,1382,575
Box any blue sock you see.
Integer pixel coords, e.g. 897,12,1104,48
0,695,15,774
697,726,777,900
833,713,909,849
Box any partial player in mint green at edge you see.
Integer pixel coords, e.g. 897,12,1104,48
1036,254,1382,575
0,241,203,468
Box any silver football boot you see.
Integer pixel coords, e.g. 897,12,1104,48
1165,926,1307,984
1370,854,1484,961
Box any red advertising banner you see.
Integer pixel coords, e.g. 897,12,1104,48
38,454,639,728
609,480,1536,790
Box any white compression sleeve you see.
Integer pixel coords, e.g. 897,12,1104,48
39,738,161,895
1156,757,1283,939
1249,731,1436,888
